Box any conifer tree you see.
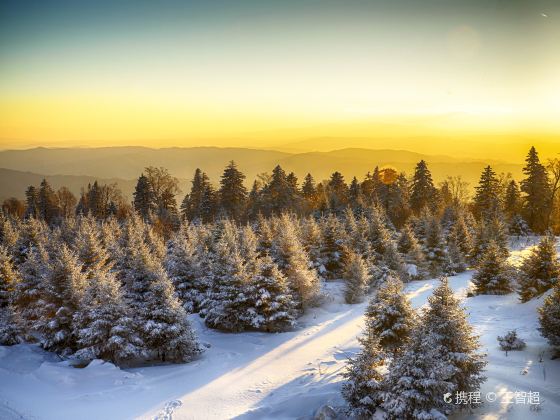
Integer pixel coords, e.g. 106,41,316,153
327,171,349,211
37,179,60,224
74,216,112,278
473,165,501,220
142,265,202,362
343,251,370,304
73,269,144,364
422,278,487,403
245,255,298,332
380,328,455,419
341,329,385,418
424,217,451,277
218,160,248,221
165,226,205,313
299,216,323,268
410,160,437,214
504,179,521,219
203,238,251,332
518,234,560,302
0,246,20,345
13,244,50,333
133,173,153,220
272,215,320,309
472,241,513,295
397,224,428,280
538,281,560,355
471,216,508,264
320,214,347,279
38,245,87,355
24,185,39,219
181,169,216,223
364,276,416,354
521,146,551,233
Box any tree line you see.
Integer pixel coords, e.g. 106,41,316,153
2,147,560,237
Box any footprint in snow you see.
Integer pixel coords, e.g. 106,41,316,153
153,400,182,420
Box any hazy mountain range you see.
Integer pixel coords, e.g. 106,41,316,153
0,147,523,202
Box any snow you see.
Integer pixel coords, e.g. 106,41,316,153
1,243,560,419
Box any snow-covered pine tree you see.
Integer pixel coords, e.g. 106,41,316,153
0,245,21,345
272,215,320,309
299,216,323,269
472,240,513,295
203,243,250,331
13,244,50,334
320,214,347,279
380,328,455,419
447,233,468,274
538,281,560,355
364,276,416,354
244,255,297,332
471,216,509,265
424,216,451,277
397,224,428,280
74,216,113,278
341,328,385,418
422,278,487,406
73,269,144,364
448,213,474,259
0,216,19,255
343,251,370,304
14,217,46,264
38,245,87,355
142,264,202,362
165,226,205,313
518,233,560,302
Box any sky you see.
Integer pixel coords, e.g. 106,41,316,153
0,0,558,159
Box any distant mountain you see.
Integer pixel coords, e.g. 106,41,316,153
0,147,524,201
0,168,139,203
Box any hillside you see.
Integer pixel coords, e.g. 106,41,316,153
0,239,558,419
0,147,524,201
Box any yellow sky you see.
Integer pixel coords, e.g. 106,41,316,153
0,0,559,160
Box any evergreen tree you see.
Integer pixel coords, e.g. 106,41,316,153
272,215,320,309
261,165,295,216
24,185,39,219
73,269,144,364
133,173,153,220
521,146,551,233
299,216,323,268
380,328,455,419
181,169,216,223
341,329,385,418
165,227,205,313
504,179,521,219
410,160,437,214
327,171,348,211
301,173,318,213
74,216,112,278
13,244,50,333
424,217,451,277
218,160,248,221
397,224,428,280
0,246,20,345
518,234,560,302
37,179,60,224
343,251,370,304
470,216,508,265
38,245,87,355
320,214,347,279
142,265,202,362
245,255,298,332
203,237,251,332
364,276,416,354
538,281,560,355
473,165,501,220
472,241,513,295
422,278,487,404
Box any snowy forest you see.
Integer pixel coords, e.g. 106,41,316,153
1,146,560,419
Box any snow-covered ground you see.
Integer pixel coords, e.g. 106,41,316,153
1,242,559,419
